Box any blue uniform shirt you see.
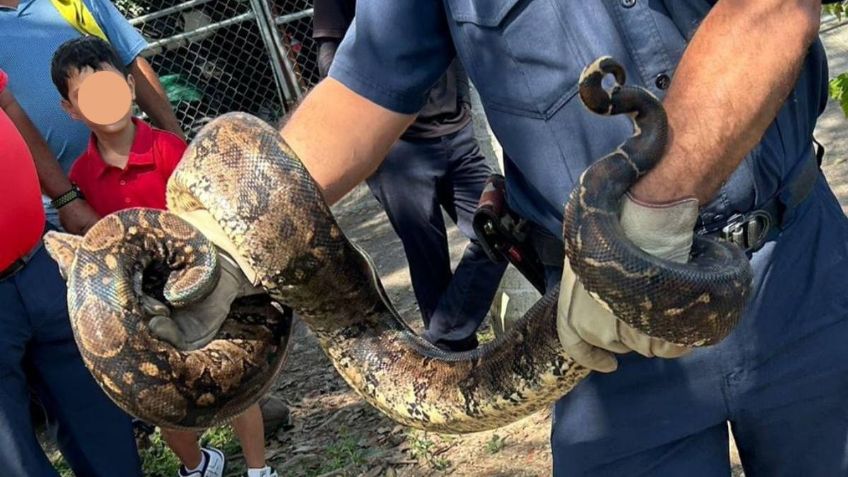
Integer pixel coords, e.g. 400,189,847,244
330,0,827,239
330,3,848,469
0,0,147,219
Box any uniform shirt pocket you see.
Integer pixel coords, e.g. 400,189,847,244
446,0,588,119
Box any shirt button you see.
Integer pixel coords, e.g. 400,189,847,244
119,180,127,186
655,73,671,90
124,198,131,204
621,0,636,8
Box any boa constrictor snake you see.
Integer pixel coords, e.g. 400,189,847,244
44,57,752,433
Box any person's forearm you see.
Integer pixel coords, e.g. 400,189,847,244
280,78,414,205
0,91,73,198
130,57,186,140
631,0,822,204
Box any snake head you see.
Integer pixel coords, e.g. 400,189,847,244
44,231,83,280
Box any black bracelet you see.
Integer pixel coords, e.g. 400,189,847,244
51,185,84,209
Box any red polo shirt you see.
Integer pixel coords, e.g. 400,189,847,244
69,118,187,216
0,68,45,271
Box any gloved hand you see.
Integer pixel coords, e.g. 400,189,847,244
147,250,263,350
147,209,263,350
557,193,700,372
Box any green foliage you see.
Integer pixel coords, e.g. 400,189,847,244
829,73,848,117
140,431,183,477
485,433,507,455
201,426,242,457
313,429,367,475
825,2,848,21
406,430,452,471
825,3,848,117
408,431,434,461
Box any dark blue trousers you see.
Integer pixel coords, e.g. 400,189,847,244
548,178,848,476
0,240,141,477
366,123,507,346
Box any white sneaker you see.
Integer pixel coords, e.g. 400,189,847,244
246,466,278,477
178,447,226,477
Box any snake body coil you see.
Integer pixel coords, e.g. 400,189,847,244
47,57,752,433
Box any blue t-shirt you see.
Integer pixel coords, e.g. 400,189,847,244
0,0,147,218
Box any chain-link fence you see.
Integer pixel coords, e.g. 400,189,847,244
268,0,320,95
116,0,318,139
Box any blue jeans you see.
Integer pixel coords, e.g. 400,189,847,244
0,239,141,477
366,123,507,347
548,178,848,476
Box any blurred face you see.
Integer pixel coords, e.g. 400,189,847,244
61,63,136,134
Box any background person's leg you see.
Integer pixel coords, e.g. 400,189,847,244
365,137,451,327
0,274,58,477
22,248,142,476
426,124,507,347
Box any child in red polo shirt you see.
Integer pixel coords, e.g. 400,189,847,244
51,37,278,477
59,62,185,216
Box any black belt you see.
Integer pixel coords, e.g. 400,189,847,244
0,240,43,281
530,150,820,266
696,152,819,254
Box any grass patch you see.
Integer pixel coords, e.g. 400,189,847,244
406,430,452,471
311,428,367,476
485,433,507,455
140,431,183,477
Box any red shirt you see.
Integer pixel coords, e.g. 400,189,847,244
69,118,187,216
0,69,45,270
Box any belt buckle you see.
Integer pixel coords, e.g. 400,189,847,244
720,210,772,253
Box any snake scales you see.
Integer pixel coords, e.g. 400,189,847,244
44,57,752,433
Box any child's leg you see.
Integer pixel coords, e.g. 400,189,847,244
160,428,203,469
232,404,266,469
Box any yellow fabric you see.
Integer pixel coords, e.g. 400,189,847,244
50,0,108,42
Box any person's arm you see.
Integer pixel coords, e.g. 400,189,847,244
148,0,449,350
631,0,822,204
130,57,185,140
281,78,416,204
558,0,824,372
0,88,99,234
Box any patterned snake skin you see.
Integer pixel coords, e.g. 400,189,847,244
44,57,752,434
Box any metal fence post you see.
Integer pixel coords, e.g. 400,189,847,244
246,0,301,107
118,0,318,138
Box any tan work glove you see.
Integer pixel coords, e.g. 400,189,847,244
147,209,263,350
557,193,699,372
